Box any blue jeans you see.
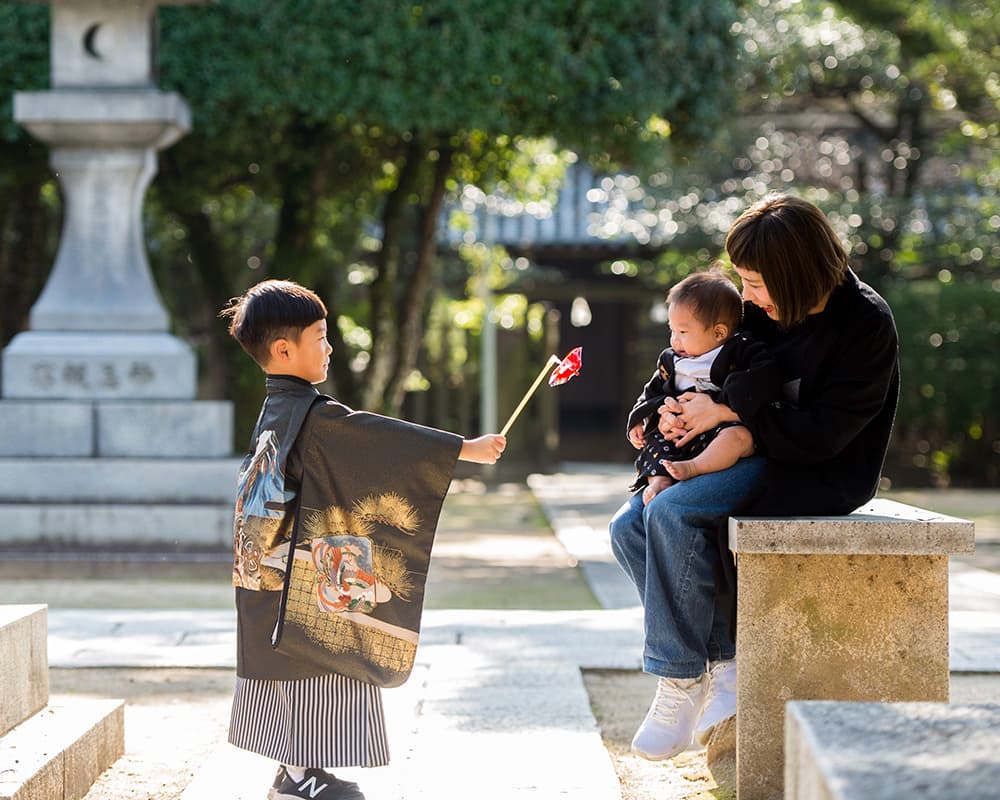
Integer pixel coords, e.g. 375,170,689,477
609,456,765,679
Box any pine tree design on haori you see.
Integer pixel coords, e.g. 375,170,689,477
280,492,427,679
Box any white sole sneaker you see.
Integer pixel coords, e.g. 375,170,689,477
694,659,736,744
630,675,707,761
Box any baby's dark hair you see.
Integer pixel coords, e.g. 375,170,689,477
219,279,327,367
666,269,743,334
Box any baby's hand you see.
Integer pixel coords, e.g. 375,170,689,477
460,434,507,464
628,424,646,449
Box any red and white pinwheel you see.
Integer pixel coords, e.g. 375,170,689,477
500,347,583,436
548,346,583,386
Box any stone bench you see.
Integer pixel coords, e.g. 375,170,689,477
785,700,1000,799
728,499,975,800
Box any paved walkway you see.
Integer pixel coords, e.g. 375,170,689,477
41,464,1000,798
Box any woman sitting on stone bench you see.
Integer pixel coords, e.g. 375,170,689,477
609,193,900,761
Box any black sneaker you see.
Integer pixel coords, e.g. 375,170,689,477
268,766,366,800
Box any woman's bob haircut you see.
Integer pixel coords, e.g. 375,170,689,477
725,194,848,327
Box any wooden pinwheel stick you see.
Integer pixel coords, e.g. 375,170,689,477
500,354,561,436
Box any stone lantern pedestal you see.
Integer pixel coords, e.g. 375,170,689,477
5,90,197,399
0,0,238,548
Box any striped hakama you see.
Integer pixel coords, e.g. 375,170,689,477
228,674,389,767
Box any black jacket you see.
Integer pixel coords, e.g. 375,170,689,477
735,269,900,516
716,270,900,633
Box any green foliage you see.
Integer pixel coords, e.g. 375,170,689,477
152,0,742,422
0,0,743,438
0,4,48,142
885,276,1000,486
533,0,998,484
158,0,739,150
833,0,1000,121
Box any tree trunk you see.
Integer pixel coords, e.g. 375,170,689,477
0,156,57,347
174,207,233,399
363,135,425,411
270,125,364,403
900,84,926,201
385,145,454,414
272,120,332,276
155,151,238,399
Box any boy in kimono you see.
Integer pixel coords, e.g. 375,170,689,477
220,279,505,800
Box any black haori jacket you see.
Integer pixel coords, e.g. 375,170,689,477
625,333,780,436
715,270,900,635
232,375,462,681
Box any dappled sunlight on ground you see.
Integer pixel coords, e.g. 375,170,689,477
583,669,732,800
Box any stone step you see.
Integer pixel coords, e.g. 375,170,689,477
785,701,1000,800
2,331,196,400
0,402,91,457
0,400,235,457
0,504,232,548
0,458,241,503
0,697,124,800
0,605,48,738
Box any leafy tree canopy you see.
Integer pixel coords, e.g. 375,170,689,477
0,0,744,423
551,0,998,485
156,0,739,158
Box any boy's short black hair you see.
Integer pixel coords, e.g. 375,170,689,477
220,279,327,367
666,269,743,334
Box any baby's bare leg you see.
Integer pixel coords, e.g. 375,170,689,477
642,474,674,504
663,426,754,481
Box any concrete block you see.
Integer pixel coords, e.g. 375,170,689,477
0,457,240,503
96,400,234,457
729,498,975,555
0,503,233,548
0,401,94,456
736,553,950,800
16,90,189,150
729,501,972,800
2,331,195,399
61,700,127,800
0,605,48,738
786,701,1000,800
0,697,124,800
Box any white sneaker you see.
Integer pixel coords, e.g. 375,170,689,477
694,659,736,745
631,675,706,761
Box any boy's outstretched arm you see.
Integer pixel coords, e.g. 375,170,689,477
459,434,507,464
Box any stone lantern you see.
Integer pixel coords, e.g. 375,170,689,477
0,0,238,548
7,0,202,393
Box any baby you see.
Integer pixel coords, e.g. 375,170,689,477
626,270,776,503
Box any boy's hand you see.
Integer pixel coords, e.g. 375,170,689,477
459,434,507,464
628,424,646,449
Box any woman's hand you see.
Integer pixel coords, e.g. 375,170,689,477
657,397,687,442
669,392,739,447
